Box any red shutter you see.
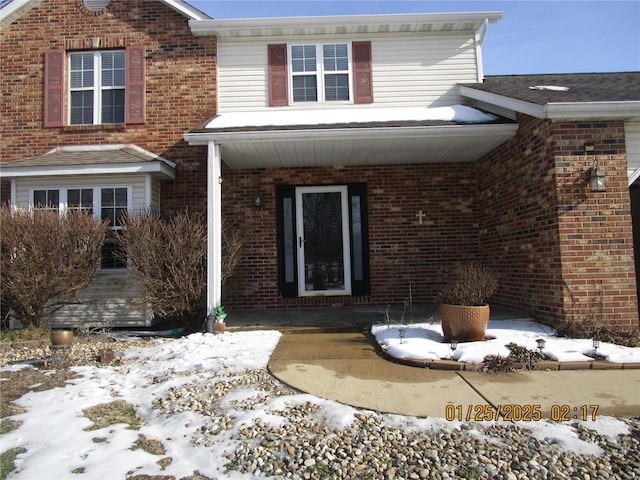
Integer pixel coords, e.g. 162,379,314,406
125,46,145,124
268,44,288,107
44,50,64,127
352,41,373,104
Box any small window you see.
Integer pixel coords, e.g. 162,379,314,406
323,44,350,101
289,43,352,104
33,189,60,211
67,188,94,214
100,187,128,269
69,50,125,125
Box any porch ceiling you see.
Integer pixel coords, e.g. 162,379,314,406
186,123,519,169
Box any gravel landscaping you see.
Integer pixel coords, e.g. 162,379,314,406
0,332,638,480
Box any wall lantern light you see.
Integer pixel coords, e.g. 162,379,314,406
253,191,263,208
589,160,606,192
585,143,606,192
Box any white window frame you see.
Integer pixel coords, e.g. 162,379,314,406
30,185,132,271
288,42,353,104
68,50,126,125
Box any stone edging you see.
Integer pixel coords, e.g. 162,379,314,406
378,348,640,371
364,333,640,371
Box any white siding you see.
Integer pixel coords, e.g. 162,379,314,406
626,122,640,181
371,34,478,107
47,271,153,329
152,176,164,213
217,39,270,111
217,32,479,113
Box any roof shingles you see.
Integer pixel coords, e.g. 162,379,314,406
461,72,640,105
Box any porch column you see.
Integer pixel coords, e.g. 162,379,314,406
207,141,222,312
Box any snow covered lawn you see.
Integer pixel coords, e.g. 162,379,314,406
1,329,638,479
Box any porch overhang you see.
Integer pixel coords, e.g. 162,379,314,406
185,106,518,168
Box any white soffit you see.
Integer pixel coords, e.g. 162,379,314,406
186,123,518,169
190,11,503,38
0,0,210,29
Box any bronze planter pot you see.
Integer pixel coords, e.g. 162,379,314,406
439,303,490,342
50,330,74,346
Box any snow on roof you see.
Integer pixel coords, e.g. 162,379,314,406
529,85,570,92
206,105,500,130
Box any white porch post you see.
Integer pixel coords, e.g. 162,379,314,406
207,141,223,312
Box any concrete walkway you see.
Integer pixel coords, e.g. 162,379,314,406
268,332,640,419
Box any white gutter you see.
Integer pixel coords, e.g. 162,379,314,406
189,11,503,37
0,0,39,29
0,162,176,179
460,86,640,121
459,86,546,118
161,0,211,21
545,102,640,120
474,18,490,83
185,123,518,146
479,18,489,46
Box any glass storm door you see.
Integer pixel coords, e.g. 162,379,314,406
296,186,351,296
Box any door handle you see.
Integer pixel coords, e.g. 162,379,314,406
299,236,304,248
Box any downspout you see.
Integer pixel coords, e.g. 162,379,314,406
207,142,223,313
475,18,489,83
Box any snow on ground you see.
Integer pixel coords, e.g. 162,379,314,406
372,319,640,364
1,328,636,479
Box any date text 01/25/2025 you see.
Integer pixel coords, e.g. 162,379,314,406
445,404,600,422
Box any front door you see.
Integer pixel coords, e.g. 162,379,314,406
296,186,352,296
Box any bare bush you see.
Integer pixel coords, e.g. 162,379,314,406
117,210,208,325
436,262,498,306
0,206,107,328
221,216,243,286
116,211,244,328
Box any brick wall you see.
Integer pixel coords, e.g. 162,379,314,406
221,163,480,309
0,0,215,213
478,114,638,329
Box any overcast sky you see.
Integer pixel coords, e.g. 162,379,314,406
187,0,640,75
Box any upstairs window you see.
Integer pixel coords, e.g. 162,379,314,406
268,41,372,107
69,51,125,125
290,43,351,103
44,47,145,127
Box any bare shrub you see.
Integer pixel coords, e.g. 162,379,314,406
436,262,498,306
221,216,243,286
117,210,207,325
556,319,640,347
482,343,544,373
0,206,107,328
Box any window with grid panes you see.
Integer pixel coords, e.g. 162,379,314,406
69,50,125,125
290,43,351,103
